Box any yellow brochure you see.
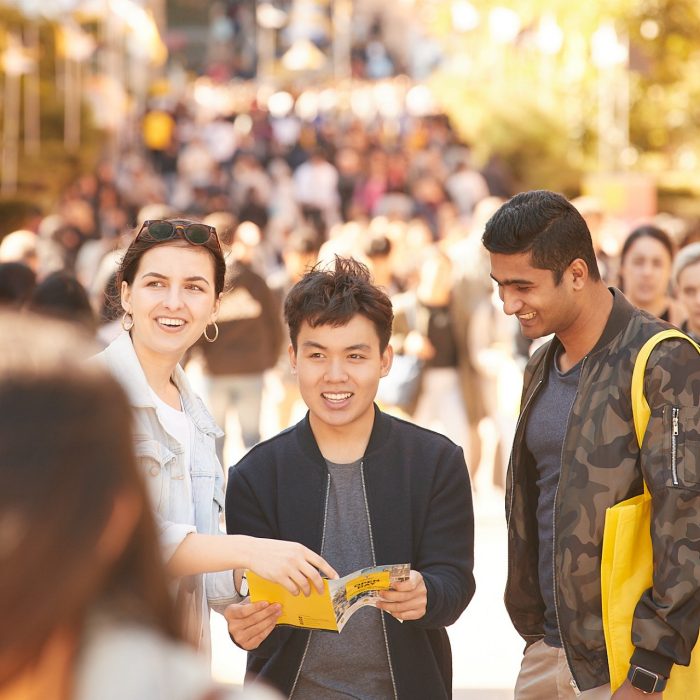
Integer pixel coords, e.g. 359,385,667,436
247,563,410,632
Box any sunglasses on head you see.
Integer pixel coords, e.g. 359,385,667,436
137,220,221,252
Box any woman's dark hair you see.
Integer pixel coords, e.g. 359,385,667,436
116,218,226,297
0,314,181,687
284,256,394,352
99,271,122,323
483,190,601,283
620,225,674,264
26,271,95,333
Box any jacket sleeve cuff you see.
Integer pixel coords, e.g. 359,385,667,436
159,521,198,561
630,647,674,678
206,570,239,612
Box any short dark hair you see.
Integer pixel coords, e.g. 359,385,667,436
482,190,601,283
284,257,393,352
620,224,674,264
117,218,226,296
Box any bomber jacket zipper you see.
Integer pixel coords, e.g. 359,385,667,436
552,356,587,694
288,472,331,699
360,461,399,700
672,407,680,486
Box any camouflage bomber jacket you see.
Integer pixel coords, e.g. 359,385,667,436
504,289,700,691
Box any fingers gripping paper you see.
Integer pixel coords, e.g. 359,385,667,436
247,564,410,632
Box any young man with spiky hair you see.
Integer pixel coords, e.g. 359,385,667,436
224,257,475,699
483,190,700,699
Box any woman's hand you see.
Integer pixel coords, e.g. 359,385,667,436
247,538,338,595
167,533,337,589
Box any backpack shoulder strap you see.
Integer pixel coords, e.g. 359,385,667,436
631,329,700,447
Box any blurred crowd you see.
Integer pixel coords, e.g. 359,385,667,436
4,90,700,700
2,98,700,494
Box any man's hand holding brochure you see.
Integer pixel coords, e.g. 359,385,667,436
247,563,411,632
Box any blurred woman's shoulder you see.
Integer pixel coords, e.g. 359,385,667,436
73,611,218,700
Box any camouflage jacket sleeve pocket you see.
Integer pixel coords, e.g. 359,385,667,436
643,339,700,493
662,404,700,490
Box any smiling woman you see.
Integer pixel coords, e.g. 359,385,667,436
93,219,337,653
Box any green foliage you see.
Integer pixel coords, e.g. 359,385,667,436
428,1,700,205
624,0,700,158
431,75,585,194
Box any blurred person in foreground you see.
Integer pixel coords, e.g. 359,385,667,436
0,313,247,700
224,257,475,699
483,190,700,698
618,224,683,326
93,219,337,653
672,241,700,343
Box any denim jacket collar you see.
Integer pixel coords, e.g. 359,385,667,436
101,332,222,438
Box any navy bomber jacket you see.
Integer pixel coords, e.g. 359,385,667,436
225,406,475,699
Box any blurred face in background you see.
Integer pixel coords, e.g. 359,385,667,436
677,259,700,335
620,235,673,310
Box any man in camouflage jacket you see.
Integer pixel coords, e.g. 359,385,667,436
482,190,700,698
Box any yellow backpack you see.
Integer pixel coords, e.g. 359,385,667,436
601,328,700,695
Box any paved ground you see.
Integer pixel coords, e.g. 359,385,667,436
210,486,522,698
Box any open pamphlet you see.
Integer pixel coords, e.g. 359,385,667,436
246,563,410,632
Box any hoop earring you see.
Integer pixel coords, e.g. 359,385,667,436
204,322,219,343
121,312,134,331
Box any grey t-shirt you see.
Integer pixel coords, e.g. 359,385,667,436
291,458,393,699
524,349,582,648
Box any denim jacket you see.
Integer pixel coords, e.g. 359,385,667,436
95,332,237,650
